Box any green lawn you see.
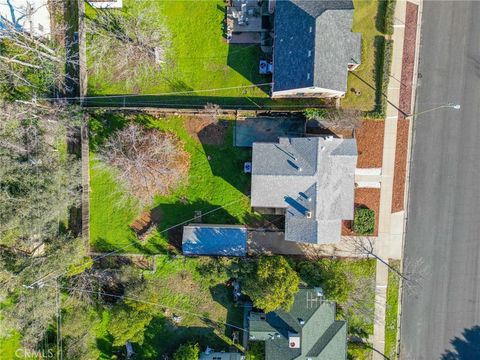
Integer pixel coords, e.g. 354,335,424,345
343,0,388,112
95,257,243,359
89,114,255,253
85,0,323,109
385,260,400,359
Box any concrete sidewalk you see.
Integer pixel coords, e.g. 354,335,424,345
371,1,418,358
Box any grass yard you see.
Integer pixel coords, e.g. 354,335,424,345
85,0,323,109
385,260,401,359
89,113,255,253
342,0,389,112
95,257,243,359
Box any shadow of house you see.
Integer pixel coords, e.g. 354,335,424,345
140,317,231,358
227,44,271,96
210,284,245,341
441,326,480,360
195,121,252,194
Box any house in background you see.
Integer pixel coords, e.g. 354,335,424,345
200,350,245,360
182,224,248,257
251,136,357,244
248,288,347,359
0,0,51,37
271,0,361,98
87,0,123,9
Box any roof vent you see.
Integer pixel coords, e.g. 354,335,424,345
288,332,301,348
306,211,312,219
308,50,311,57
326,135,334,142
314,287,324,297
299,319,305,326
298,167,303,172
321,146,326,151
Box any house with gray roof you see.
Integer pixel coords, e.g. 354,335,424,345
251,136,357,244
248,288,347,360
271,0,361,98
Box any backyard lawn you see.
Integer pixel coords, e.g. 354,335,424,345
343,0,390,112
95,257,243,359
89,113,255,253
85,0,323,108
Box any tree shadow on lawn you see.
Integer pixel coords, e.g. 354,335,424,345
209,284,244,341
139,317,230,358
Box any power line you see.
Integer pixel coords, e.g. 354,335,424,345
25,196,250,288
37,83,273,101
42,283,246,332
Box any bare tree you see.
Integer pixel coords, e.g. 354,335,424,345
85,3,170,91
203,103,221,123
0,101,83,250
0,19,79,96
97,124,190,204
305,108,362,130
349,236,427,295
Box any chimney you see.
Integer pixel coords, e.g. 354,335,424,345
288,332,301,349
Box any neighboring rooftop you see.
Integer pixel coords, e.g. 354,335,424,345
248,288,347,360
272,0,361,95
0,0,50,37
199,351,245,360
182,224,247,257
251,137,357,244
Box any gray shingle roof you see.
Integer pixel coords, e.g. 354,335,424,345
272,0,361,94
248,288,347,360
182,224,247,256
251,137,357,244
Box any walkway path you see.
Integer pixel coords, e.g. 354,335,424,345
371,1,422,358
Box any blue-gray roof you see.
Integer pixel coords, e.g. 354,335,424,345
251,137,357,244
182,224,247,256
272,0,361,94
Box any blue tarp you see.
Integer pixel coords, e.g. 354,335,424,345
182,225,247,257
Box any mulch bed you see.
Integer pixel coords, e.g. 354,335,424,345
391,119,410,212
391,2,418,211
342,188,380,236
398,2,419,118
356,120,385,168
184,116,227,145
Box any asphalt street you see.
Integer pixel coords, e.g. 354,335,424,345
400,1,480,359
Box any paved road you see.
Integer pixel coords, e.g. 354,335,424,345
400,1,480,359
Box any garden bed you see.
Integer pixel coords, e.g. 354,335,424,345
398,2,418,118
356,119,385,168
391,119,409,212
342,188,380,236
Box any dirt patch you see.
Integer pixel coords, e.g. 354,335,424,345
392,119,410,212
185,116,227,145
342,188,381,236
398,2,418,118
356,120,385,168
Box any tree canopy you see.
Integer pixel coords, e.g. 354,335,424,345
237,256,300,313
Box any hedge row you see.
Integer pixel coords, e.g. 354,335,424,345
384,0,397,36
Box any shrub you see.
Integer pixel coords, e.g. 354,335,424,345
353,208,375,235
304,108,329,120
384,0,397,36
173,343,199,360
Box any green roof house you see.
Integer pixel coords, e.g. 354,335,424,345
248,288,347,360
